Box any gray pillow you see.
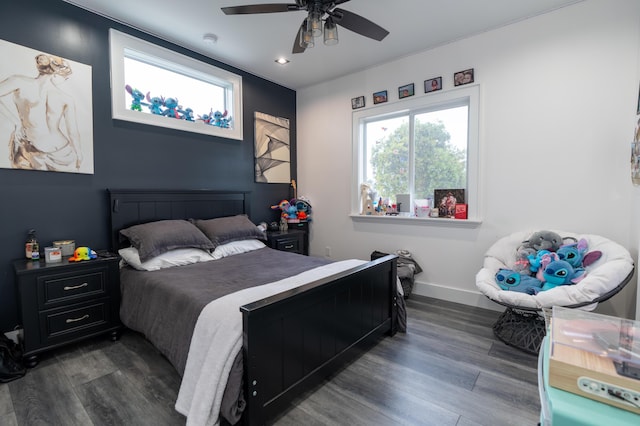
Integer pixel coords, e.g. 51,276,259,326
191,215,266,247
120,219,215,263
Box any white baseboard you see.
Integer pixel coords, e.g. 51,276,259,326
412,280,503,312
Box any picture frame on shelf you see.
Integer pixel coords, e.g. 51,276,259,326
454,68,474,86
434,188,466,218
424,77,442,93
351,95,365,110
398,83,415,99
373,90,388,104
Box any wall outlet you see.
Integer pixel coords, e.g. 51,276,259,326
325,246,332,258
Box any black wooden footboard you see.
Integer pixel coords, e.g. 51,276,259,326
240,254,398,425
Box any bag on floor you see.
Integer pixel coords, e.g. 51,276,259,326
0,335,26,383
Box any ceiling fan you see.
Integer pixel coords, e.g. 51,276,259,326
221,0,389,54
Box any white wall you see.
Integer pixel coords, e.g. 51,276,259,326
298,0,640,318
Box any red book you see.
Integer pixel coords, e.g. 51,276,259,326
454,204,468,219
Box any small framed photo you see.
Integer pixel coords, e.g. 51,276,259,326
424,77,442,93
398,83,415,99
351,95,365,110
373,90,388,104
454,68,474,86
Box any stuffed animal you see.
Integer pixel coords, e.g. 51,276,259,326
271,200,298,219
527,250,553,273
495,269,543,294
557,238,602,268
294,198,312,221
516,230,569,273
521,230,564,252
360,183,373,215
125,85,148,111
68,247,97,262
541,259,585,291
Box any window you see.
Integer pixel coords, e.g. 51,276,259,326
352,85,479,221
109,29,243,140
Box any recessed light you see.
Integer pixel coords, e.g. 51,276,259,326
203,33,218,44
275,58,290,65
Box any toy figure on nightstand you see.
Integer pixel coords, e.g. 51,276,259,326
68,246,98,262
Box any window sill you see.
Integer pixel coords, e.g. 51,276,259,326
349,214,482,228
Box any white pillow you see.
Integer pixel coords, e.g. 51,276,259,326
119,246,215,271
211,239,266,260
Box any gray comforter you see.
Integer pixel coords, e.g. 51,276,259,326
119,247,331,423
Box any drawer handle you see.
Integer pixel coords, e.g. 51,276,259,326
66,314,89,323
284,244,294,249
64,283,88,291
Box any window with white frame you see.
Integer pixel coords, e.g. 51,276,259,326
109,29,243,140
352,85,479,220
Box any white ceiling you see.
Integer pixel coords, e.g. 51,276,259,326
63,0,582,90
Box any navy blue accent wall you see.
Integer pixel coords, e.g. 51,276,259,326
0,0,296,332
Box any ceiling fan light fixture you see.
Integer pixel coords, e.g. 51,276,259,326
308,10,322,37
323,18,338,46
300,27,314,49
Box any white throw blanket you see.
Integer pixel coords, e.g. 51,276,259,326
175,259,366,426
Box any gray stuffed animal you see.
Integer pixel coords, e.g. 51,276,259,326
522,230,564,252
514,230,571,274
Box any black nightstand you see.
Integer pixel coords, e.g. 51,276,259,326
13,252,121,367
267,230,306,255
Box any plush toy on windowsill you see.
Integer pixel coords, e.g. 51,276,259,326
68,247,98,262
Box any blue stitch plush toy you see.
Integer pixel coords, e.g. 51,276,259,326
495,269,543,294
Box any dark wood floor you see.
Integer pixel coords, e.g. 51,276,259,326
0,296,541,426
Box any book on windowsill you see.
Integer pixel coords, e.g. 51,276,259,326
454,204,468,219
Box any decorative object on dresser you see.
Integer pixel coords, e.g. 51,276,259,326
13,252,121,367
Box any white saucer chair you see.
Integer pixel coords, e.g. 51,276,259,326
476,230,634,354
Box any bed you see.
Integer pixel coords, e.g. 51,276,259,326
108,189,399,425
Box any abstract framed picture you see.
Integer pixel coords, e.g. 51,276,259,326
373,90,388,105
351,95,365,110
254,111,291,183
0,39,94,174
424,77,442,93
454,68,474,86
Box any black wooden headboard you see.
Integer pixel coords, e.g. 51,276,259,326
108,189,250,252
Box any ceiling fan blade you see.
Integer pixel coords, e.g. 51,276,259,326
222,3,301,15
331,8,389,41
292,20,306,54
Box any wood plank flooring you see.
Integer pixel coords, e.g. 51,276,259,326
0,296,540,425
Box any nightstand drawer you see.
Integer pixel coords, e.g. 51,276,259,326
275,237,301,253
39,268,107,309
40,301,109,341
267,231,305,255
